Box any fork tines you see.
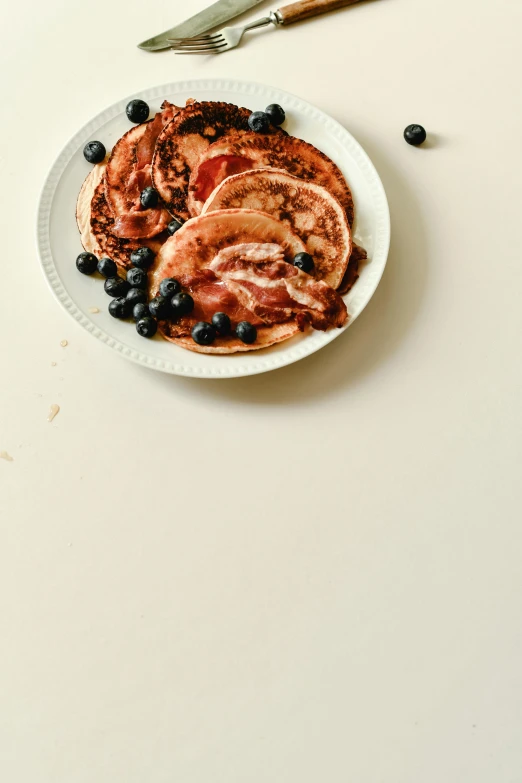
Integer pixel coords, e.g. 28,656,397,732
168,33,227,53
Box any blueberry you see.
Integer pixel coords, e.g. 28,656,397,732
148,295,171,319
126,99,149,124
108,297,131,319
132,302,150,322
140,187,159,209
76,252,98,275
126,287,147,307
126,267,147,289
265,104,285,126
170,292,194,319
293,252,315,274
192,322,216,346
167,218,183,236
159,278,181,297
248,111,271,134
211,312,231,335
97,256,117,277
130,247,155,269
83,141,106,164
404,124,427,146
136,317,158,338
235,321,257,344
104,276,130,298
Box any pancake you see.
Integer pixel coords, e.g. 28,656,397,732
151,209,307,354
105,123,147,216
162,321,300,354
338,243,367,295
76,165,165,273
188,132,355,226
202,168,351,289
152,101,258,222
104,102,181,239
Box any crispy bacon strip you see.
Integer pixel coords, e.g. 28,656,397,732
110,101,180,239
112,209,170,239
209,244,348,331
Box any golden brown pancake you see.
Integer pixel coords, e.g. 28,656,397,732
76,165,165,273
151,209,308,354
152,101,268,222
202,168,351,289
162,321,300,354
188,132,355,226
104,123,147,216
337,243,368,295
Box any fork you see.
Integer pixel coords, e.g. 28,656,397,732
169,0,364,54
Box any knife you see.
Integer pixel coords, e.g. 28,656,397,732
138,0,267,51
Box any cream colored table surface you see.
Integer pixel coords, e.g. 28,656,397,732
2,1,522,780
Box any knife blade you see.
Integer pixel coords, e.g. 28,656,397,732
138,0,267,51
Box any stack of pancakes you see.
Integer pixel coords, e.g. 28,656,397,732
77,100,366,353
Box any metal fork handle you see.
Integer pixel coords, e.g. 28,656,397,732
276,0,362,25
243,12,281,32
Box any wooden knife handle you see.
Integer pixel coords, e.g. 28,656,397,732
277,0,362,25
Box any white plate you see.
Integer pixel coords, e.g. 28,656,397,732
37,79,390,379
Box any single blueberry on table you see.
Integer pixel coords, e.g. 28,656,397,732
404,124,427,146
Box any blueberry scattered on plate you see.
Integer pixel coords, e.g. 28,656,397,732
265,104,285,126
171,292,194,319
83,141,106,164
248,111,270,134
404,124,427,146
192,321,216,346
104,276,130,298
293,252,314,274
159,278,181,297
126,287,147,307
212,312,231,335
130,247,155,269
148,295,171,319
126,99,149,124
76,252,98,275
136,317,158,338
126,267,147,289
167,219,183,236
140,187,159,209
132,302,150,322
97,257,117,278
236,321,257,344
108,297,131,319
